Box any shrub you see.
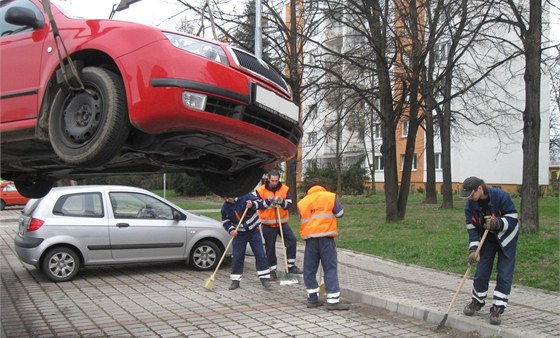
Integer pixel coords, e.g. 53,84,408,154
342,161,367,195
168,173,211,196
302,161,337,192
302,159,367,195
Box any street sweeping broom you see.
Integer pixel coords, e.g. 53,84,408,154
204,207,249,290
276,207,299,286
437,224,490,329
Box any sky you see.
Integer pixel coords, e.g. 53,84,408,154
55,0,192,30
58,0,559,41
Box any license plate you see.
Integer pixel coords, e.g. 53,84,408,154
254,85,299,123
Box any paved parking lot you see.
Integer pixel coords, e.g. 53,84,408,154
2,213,467,338
2,208,558,337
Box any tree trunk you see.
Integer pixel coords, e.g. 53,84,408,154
285,0,302,214
424,110,437,204
367,111,377,196
440,72,454,209
366,0,398,221
336,107,343,196
397,87,421,220
381,126,399,221
520,0,542,232
286,157,298,214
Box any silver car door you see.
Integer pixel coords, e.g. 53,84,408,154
107,191,187,262
50,192,111,264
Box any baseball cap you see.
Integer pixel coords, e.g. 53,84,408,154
460,176,484,198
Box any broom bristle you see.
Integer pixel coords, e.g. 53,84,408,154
279,272,299,285
204,277,214,290
319,282,325,295
437,314,448,329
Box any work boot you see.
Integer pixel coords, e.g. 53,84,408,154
306,299,324,308
326,303,350,311
269,271,277,281
489,305,503,325
463,299,483,316
228,281,240,290
288,265,303,274
262,280,273,291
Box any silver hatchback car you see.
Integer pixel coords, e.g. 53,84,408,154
14,185,230,282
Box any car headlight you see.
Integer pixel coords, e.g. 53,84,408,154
164,33,229,65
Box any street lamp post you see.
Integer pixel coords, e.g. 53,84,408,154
255,0,262,59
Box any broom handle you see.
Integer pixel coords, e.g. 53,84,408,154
445,228,490,313
276,206,290,272
209,206,249,279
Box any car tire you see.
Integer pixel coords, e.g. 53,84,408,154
14,179,53,199
41,247,80,282
48,67,130,167
189,240,222,271
0,200,5,210
201,166,264,197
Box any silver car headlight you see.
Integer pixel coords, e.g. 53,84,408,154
164,33,229,65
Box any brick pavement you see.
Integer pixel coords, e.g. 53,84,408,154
1,209,558,337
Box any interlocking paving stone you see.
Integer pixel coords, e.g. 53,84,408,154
1,212,558,337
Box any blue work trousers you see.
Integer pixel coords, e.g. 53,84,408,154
262,223,298,270
473,234,517,309
303,237,340,303
231,228,270,282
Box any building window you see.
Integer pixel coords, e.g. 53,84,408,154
433,120,440,136
402,120,409,137
401,154,417,171
374,156,383,171
435,42,450,61
307,131,317,145
308,104,318,120
435,152,442,170
374,123,381,139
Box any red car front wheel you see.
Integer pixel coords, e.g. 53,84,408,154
48,67,129,167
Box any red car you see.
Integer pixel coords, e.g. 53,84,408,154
0,0,301,198
0,181,30,210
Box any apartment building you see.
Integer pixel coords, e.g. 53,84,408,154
296,1,550,194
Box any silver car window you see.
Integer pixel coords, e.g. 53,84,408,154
109,192,174,220
53,193,104,217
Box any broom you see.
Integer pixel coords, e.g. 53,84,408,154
204,206,249,290
437,226,490,329
319,265,325,295
276,206,299,285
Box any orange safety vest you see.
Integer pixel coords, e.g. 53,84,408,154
297,185,338,239
255,183,290,227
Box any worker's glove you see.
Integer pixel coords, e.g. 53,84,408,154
273,196,284,206
267,196,283,207
467,250,478,265
484,217,503,231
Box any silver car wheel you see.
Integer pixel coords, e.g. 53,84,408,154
42,247,80,282
190,241,221,271
49,252,76,278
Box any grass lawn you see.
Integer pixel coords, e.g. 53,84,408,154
166,191,559,292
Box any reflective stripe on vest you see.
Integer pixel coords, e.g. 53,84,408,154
298,187,338,239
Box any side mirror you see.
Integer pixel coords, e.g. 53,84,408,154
172,210,185,221
5,7,45,30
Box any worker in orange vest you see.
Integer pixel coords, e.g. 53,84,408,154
298,178,349,311
255,170,302,281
